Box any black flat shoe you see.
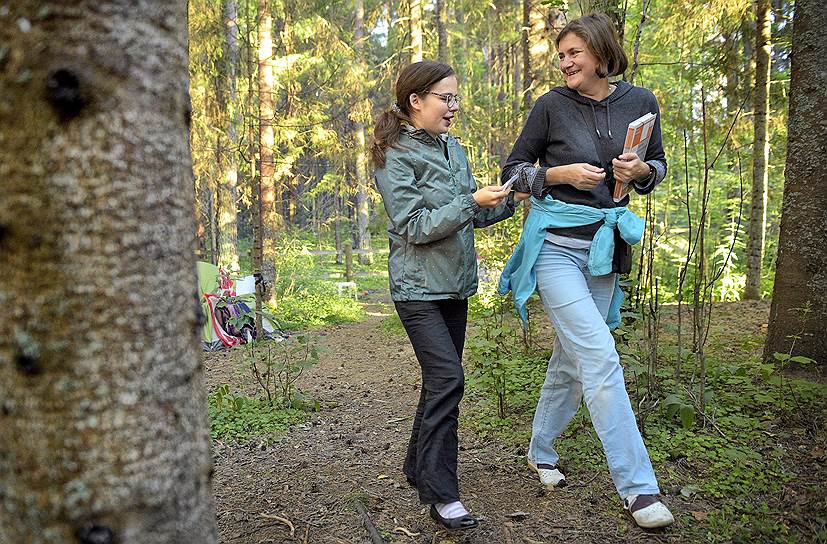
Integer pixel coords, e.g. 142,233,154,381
429,505,479,530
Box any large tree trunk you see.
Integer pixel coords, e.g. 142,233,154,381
763,0,827,364
410,0,423,62
0,2,218,542
217,0,240,272
744,0,772,299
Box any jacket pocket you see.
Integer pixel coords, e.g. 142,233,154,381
423,232,467,295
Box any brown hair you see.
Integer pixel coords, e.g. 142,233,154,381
555,13,628,78
369,61,456,168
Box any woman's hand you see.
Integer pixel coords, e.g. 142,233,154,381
546,163,605,190
473,186,509,208
612,153,650,184
514,191,531,202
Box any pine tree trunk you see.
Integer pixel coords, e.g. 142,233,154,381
435,0,447,63
334,191,344,265
521,0,532,112
0,3,218,542
246,0,265,337
763,0,827,365
531,6,565,90
354,128,373,265
195,173,213,262
354,0,373,265
744,0,772,299
410,0,423,62
217,0,240,272
258,0,280,296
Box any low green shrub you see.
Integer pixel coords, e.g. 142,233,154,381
208,385,307,443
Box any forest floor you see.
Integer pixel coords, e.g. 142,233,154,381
204,289,826,544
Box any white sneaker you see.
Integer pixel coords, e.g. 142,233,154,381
527,458,566,488
624,494,675,528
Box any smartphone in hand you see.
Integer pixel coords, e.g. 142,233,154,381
501,173,517,192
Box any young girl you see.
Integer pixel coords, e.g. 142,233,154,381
372,60,521,530
499,14,675,529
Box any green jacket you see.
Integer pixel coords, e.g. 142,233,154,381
374,125,515,301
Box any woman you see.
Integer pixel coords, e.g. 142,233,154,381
371,60,520,530
499,14,675,529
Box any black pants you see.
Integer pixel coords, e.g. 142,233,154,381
394,298,468,505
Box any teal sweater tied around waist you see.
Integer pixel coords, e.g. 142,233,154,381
498,196,645,329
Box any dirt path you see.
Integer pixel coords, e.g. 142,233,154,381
206,298,684,544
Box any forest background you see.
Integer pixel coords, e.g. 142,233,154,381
182,0,825,539
190,0,794,307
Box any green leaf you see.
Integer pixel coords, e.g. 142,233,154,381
680,485,701,498
664,394,683,408
679,404,696,429
789,355,816,365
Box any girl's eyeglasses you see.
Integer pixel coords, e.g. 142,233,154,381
425,91,460,108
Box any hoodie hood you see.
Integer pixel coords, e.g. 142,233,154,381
551,80,634,139
550,79,634,105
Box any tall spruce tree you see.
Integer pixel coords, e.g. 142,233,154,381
763,0,827,364
0,2,218,541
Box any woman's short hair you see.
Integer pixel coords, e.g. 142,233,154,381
556,13,628,78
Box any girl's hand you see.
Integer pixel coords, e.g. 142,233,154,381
547,163,605,190
514,191,531,202
473,186,509,208
612,153,650,184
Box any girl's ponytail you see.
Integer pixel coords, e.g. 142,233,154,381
370,106,407,168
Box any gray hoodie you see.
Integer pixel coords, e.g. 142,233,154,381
501,80,666,244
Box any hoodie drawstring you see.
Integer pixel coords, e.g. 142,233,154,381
588,101,613,140
607,100,613,139
589,102,601,139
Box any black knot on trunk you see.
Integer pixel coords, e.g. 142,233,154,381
76,523,115,544
15,353,40,375
183,98,192,128
46,69,87,121
14,330,42,375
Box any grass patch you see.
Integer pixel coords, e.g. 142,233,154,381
208,385,308,443
275,285,365,329
379,311,406,337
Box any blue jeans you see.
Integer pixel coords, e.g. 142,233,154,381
528,241,660,498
